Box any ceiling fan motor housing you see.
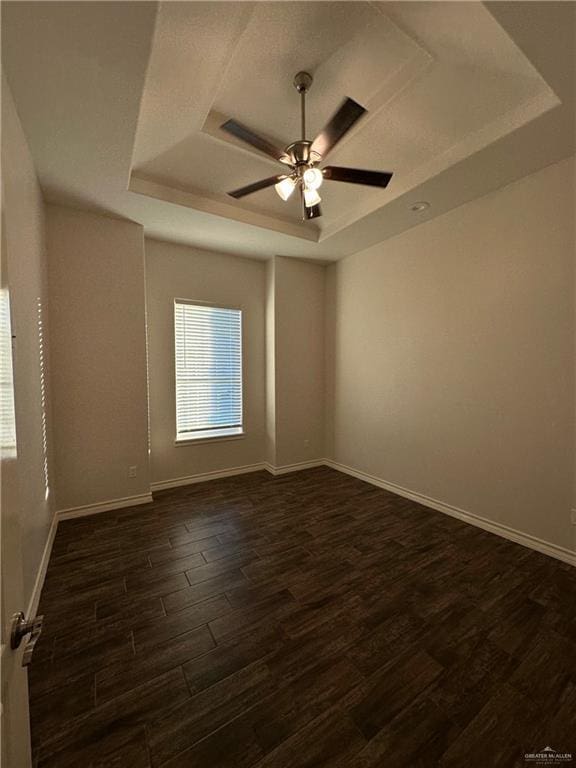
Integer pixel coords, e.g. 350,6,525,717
285,140,317,167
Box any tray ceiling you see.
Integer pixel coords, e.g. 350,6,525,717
2,1,574,260
130,0,559,239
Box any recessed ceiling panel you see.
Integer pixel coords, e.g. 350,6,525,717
4,0,572,260
209,1,427,145
131,0,559,239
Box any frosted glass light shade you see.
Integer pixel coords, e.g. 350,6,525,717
303,167,323,190
303,187,322,207
275,177,296,201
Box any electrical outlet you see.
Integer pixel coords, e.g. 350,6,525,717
128,465,137,478
571,509,576,526
304,439,310,447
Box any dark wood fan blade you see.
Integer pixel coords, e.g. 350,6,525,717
323,166,393,188
221,118,287,163
311,98,366,159
228,175,286,199
304,203,322,220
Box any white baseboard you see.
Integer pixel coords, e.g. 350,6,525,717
57,492,153,520
264,460,325,476
325,459,575,567
150,463,266,492
151,459,325,489
26,511,58,618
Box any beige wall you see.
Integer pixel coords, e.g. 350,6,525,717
145,239,266,484
265,259,276,467
326,156,575,551
273,256,325,467
46,205,150,509
1,78,54,604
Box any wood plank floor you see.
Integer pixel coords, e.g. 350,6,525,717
30,467,575,767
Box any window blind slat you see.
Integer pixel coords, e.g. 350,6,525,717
174,302,243,439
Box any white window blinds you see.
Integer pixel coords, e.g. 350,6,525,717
174,301,243,441
0,289,17,456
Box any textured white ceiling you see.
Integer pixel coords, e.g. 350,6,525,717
131,0,559,237
2,1,574,261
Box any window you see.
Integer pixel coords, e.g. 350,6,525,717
0,289,17,457
174,301,243,442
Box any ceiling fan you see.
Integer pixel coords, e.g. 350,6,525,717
222,71,393,221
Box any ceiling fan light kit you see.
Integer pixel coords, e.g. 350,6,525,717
303,167,323,190
223,71,394,221
275,176,297,201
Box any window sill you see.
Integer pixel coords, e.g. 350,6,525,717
175,431,245,447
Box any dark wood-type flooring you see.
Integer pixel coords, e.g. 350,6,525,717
30,467,576,767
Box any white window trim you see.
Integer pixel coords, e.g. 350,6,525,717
173,299,245,444
174,431,245,447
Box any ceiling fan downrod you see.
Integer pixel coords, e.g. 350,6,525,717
287,72,320,220
294,71,313,141
284,72,316,169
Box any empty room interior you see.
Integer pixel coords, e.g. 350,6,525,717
1,1,575,766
